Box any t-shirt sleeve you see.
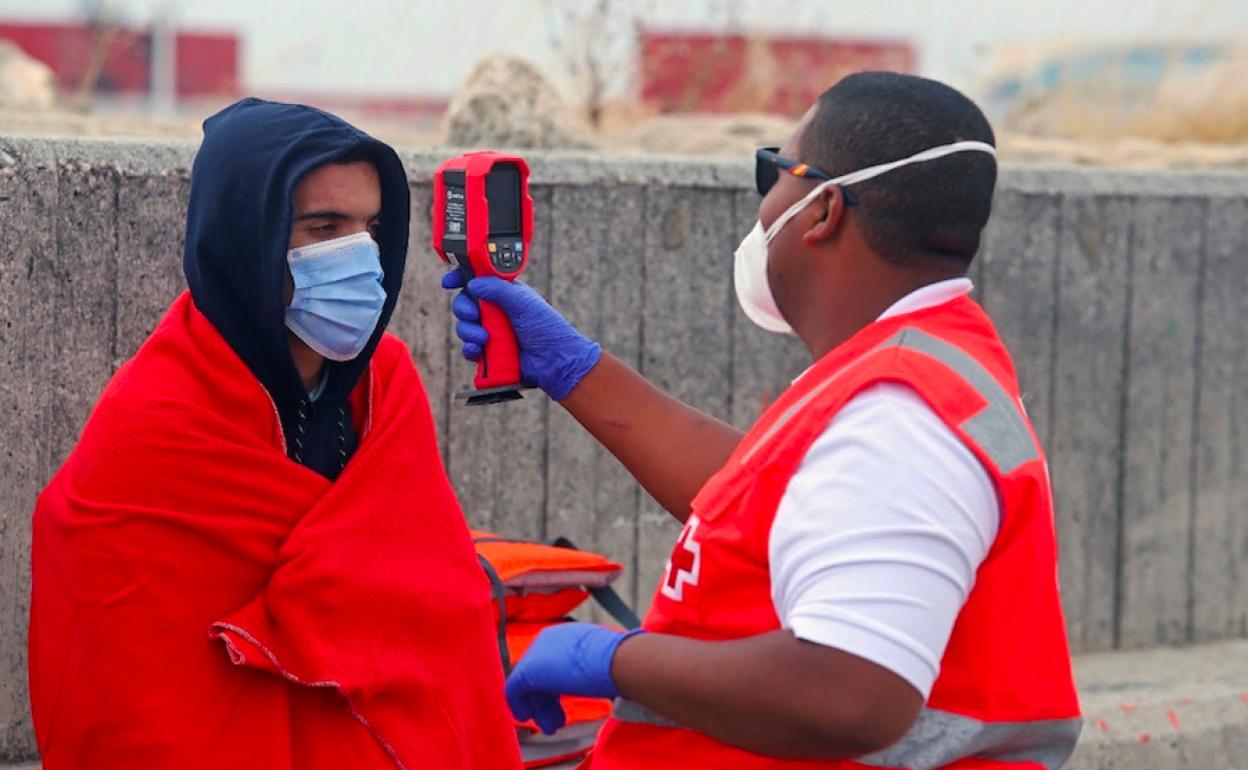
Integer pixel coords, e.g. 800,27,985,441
768,382,1001,698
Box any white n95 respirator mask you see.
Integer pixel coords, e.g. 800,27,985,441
733,140,997,335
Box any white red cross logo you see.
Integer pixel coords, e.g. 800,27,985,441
660,515,702,602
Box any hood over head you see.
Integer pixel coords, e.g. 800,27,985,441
184,97,410,416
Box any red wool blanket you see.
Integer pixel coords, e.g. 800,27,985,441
29,292,522,770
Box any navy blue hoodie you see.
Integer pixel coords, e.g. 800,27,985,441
184,98,410,480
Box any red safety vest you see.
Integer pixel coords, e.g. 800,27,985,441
589,295,1081,769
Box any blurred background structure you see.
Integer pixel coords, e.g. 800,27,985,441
0,0,1245,166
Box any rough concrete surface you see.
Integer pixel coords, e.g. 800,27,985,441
1117,197,1204,649
1049,194,1132,652
0,135,1247,763
1069,640,1248,769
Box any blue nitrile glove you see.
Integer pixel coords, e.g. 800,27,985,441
442,270,602,401
505,622,645,735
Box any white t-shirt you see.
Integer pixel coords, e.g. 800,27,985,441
768,278,1000,698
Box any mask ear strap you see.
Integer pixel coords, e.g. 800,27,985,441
762,141,996,244
830,140,997,187
763,179,839,242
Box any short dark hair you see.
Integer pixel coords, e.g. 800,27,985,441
800,71,997,265
331,143,378,166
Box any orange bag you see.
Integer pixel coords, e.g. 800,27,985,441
472,531,624,620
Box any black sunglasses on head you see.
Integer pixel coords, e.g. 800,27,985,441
755,147,857,205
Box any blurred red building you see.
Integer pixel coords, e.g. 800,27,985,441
640,30,915,115
0,20,447,127
0,20,239,98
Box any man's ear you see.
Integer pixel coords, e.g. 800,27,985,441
801,186,847,245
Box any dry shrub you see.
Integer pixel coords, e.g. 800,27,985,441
1002,42,1248,145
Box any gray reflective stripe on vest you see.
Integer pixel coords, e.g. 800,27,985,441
739,364,864,465
611,699,1081,770
858,707,1081,770
741,327,1038,475
877,328,1038,475
612,698,680,728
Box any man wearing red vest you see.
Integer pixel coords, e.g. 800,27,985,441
447,72,1081,768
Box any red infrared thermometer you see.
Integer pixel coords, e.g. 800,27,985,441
432,151,535,405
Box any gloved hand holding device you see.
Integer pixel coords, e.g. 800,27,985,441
442,270,602,402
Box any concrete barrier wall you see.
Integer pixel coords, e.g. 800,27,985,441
1,136,1247,760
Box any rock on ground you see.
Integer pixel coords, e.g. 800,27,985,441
0,41,56,110
442,54,594,150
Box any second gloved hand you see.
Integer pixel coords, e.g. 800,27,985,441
505,622,645,736
443,271,601,401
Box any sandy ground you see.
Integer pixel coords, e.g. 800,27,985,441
3,105,1247,170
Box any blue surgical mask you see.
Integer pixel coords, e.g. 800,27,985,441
285,231,386,361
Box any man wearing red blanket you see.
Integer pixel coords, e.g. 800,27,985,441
28,98,522,770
